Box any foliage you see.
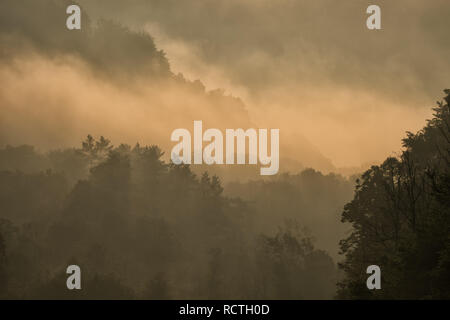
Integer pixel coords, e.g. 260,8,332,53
0,136,338,299
338,90,450,299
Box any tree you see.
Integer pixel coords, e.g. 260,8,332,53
338,90,450,299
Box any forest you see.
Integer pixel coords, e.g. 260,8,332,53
0,90,449,299
0,0,449,299
0,135,347,299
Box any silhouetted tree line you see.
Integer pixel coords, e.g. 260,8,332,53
0,136,344,299
338,90,450,299
2,90,449,299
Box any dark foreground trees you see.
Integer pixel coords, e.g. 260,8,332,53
338,90,450,299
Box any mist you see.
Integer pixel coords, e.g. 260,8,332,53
0,0,449,300
77,0,449,167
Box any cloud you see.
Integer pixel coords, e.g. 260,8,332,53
1,0,448,169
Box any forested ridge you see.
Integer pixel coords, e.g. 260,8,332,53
0,136,343,299
0,91,449,299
